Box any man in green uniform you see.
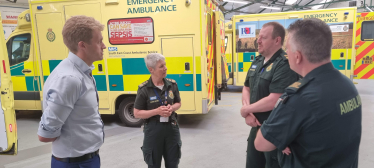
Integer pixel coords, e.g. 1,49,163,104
255,18,362,168
134,53,182,168
240,22,299,168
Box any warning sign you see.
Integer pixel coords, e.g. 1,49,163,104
108,17,154,45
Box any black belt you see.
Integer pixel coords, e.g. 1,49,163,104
53,150,99,163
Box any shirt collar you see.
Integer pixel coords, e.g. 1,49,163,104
258,48,284,65
67,52,95,74
304,62,335,80
147,77,172,88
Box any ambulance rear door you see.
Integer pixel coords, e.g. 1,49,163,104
354,12,374,79
0,12,18,155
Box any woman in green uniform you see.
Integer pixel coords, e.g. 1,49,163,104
134,53,182,168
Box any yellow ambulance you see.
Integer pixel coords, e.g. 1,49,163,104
226,7,357,86
354,11,374,79
224,22,234,85
8,0,229,127
0,12,18,155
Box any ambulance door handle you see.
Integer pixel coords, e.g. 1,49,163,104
98,64,103,72
1,91,7,95
22,69,32,74
185,62,190,71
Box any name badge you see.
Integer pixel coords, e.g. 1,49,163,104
251,65,257,69
150,96,157,100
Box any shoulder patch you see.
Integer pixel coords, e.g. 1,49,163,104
167,78,176,84
138,80,148,88
286,77,314,94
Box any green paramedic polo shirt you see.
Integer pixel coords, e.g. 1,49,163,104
244,49,299,124
261,63,361,168
135,77,181,111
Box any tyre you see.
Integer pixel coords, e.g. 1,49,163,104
118,97,143,127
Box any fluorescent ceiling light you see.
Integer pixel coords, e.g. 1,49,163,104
260,6,281,10
223,0,249,4
311,0,332,9
285,0,298,5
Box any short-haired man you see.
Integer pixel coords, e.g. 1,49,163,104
240,22,299,168
255,18,362,168
37,15,106,168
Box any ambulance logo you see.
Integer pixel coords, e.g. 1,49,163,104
108,47,118,51
266,63,273,72
169,90,174,99
46,28,55,42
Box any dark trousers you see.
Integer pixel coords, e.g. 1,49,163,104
141,120,182,168
246,127,280,168
51,155,100,168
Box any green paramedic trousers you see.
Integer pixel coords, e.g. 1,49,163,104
246,126,280,168
141,120,182,168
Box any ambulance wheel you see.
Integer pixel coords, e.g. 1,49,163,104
118,97,143,127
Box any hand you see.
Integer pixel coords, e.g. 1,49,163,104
167,104,174,113
240,105,250,118
157,106,171,117
282,147,291,155
245,113,261,127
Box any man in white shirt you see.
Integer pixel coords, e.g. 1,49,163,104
37,15,106,168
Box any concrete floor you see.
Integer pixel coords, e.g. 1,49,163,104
0,79,373,168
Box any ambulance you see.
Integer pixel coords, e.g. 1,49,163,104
225,7,357,86
354,11,374,79
224,22,234,85
0,12,18,155
7,0,229,127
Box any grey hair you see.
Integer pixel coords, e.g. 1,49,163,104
287,18,332,63
144,53,165,69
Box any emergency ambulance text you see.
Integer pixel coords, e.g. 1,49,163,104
127,5,176,14
304,13,339,23
127,0,174,5
127,0,176,14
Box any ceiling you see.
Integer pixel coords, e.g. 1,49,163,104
0,0,28,7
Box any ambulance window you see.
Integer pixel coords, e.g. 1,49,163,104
7,34,31,66
225,36,228,52
207,13,212,45
361,21,374,41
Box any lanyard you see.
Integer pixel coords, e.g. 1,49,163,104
153,88,168,106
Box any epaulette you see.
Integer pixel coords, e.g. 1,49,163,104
285,77,314,94
283,54,289,60
166,78,176,84
138,80,148,88
254,55,261,61
279,50,288,60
